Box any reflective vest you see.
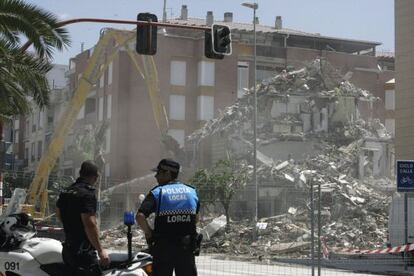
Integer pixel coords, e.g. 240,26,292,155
151,181,198,236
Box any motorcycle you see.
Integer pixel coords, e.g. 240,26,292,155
0,212,152,276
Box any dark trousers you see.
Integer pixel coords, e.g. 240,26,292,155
152,240,197,276
62,242,102,276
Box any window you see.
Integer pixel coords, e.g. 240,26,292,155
105,128,111,153
197,96,214,120
237,62,249,98
108,62,113,85
25,120,29,138
38,110,44,129
198,61,215,86
168,129,185,148
107,95,112,119
169,95,185,120
32,113,36,132
14,119,20,130
13,130,19,143
37,141,43,161
69,59,76,71
31,143,35,161
385,119,395,136
105,163,110,178
25,148,28,163
385,90,395,110
98,97,104,121
85,97,96,114
170,61,186,86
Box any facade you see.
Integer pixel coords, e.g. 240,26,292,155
395,0,414,160
13,7,394,186
11,64,69,174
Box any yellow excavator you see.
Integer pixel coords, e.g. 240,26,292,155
22,28,169,221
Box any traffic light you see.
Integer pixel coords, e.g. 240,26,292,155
212,24,232,55
204,30,224,60
136,13,158,55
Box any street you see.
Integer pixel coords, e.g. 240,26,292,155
195,255,386,276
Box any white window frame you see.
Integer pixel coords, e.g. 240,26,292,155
197,96,214,120
170,61,186,86
107,95,112,119
169,95,186,120
237,62,249,98
198,61,215,86
105,128,111,153
385,89,395,110
105,163,110,178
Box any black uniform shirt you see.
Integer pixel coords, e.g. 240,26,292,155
56,178,97,245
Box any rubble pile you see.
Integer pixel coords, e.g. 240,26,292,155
188,59,377,144
101,224,147,250
186,59,393,258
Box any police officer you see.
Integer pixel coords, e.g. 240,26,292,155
136,159,200,276
56,160,110,275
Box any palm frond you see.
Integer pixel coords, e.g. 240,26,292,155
0,0,71,59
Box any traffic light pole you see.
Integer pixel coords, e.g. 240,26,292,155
21,17,210,52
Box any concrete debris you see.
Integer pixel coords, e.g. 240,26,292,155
188,59,378,144
184,59,393,259
101,224,147,250
269,242,311,254
200,215,227,241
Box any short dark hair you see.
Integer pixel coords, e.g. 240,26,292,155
79,160,99,178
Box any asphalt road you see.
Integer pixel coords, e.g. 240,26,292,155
195,255,387,276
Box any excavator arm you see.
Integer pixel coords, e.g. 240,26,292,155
26,30,170,220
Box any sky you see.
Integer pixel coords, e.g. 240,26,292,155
26,0,394,65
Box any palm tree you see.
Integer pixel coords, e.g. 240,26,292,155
0,0,70,114
0,0,70,173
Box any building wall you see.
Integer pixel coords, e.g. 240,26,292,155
395,0,414,160
15,21,393,182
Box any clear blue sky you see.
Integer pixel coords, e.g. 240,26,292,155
26,0,394,65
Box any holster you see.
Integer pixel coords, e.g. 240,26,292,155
193,233,203,256
181,233,203,256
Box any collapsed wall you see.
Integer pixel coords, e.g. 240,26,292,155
187,59,394,257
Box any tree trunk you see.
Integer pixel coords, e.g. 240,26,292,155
224,204,230,230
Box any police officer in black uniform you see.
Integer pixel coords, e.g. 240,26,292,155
56,160,110,275
136,159,200,276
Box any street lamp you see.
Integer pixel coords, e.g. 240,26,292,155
241,1,258,232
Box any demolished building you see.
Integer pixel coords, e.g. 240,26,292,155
185,59,394,255
102,60,394,258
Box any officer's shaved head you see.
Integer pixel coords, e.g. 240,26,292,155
79,160,99,178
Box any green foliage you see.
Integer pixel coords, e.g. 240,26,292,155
0,0,70,116
190,158,249,226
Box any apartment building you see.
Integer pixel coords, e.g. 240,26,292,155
13,7,394,184
12,64,69,173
